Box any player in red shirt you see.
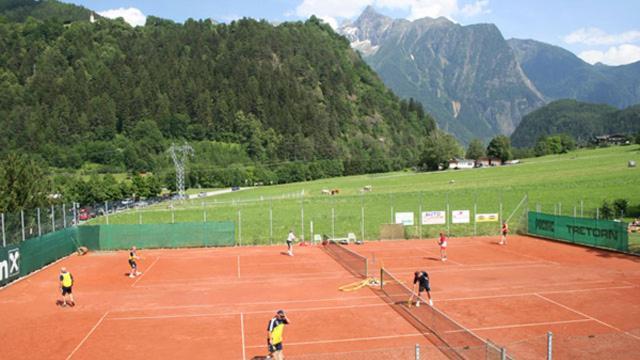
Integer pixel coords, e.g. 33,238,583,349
438,232,447,261
499,222,508,245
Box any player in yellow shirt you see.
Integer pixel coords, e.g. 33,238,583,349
128,246,142,278
58,267,75,307
266,310,290,360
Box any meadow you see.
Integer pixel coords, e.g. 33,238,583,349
90,145,640,246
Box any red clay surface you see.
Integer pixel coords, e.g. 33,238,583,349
0,244,445,360
358,235,640,359
1,235,638,359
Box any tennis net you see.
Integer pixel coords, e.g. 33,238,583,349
323,240,368,278
380,268,508,360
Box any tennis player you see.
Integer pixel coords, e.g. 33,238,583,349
267,310,290,360
59,267,75,307
438,232,448,261
412,270,433,307
128,246,142,278
499,222,508,245
286,230,296,256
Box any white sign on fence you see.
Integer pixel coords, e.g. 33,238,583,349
421,211,446,225
452,210,470,224
395,212,415,226
475,213,499,223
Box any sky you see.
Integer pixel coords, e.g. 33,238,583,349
66,0,640,66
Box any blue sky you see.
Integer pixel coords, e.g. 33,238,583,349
67,0,640,65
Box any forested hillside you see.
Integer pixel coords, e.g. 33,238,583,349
511,100,640,147
0,2,437,192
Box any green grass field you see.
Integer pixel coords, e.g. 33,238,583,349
90,145,640,247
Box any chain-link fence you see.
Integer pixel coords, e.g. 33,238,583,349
85,190,532,246
1,204,77,247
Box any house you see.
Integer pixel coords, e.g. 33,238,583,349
476,157,502,167
593,134,631,146
448,158,475,169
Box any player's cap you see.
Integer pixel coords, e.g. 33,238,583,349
277,309,285,315
61,267,67,272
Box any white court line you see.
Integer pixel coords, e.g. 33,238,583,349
240,313,246,360
244,332,430,348
66,311,109,360
468,318,592,331
389,262,550,274
132,257,160,287
109,294,383,313
108,303,389,321
237,255,241,278
435,285,636,302
535,293,640,341
133,273,356,288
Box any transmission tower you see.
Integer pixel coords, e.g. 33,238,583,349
168,143,194,200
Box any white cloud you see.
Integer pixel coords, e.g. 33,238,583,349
98,7,147,27
579,44,640,66
460,0,490,18
294,0,489,27
564,27,640,46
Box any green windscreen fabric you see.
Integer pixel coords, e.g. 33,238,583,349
97,222,235,250
18,228,78,277
528,212,628,252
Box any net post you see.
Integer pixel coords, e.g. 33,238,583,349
415,343,420,360
500,347,506,360
380,268,384,288
21,210,25,241
547,331,553,360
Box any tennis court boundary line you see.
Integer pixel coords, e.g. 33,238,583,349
66,311,109,360
535,293,640,342
107,303,389,321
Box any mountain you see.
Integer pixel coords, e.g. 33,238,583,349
339,6,546,143
510,99,640,147
508,39,640,108
0,1,438,183
0,0,93,22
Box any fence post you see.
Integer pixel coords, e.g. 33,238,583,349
51,205,55,231
21,210,25,241
105,201,109,224
37,208,41,236
1,213,5,247
418,204,422,239
71,204,76,227
238,209,242,246
172,209,175,224
573,206,577,218
331,207,335,239
473,202,477,237
269,201,273,245
203,209,206,223
390,193,394,224
361,202,365,242
415,344,420,360
63,204,66,228
596,208,599,220
139,208,143,225
301,198,305,243
547,331,553,360
558,202,562,216
580,200,584,217
446,192,450,236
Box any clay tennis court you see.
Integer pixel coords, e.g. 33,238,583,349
0,235,638,359
359,235,640,359
0,244,446,360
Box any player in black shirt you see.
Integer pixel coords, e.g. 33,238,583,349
412,271,433,307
